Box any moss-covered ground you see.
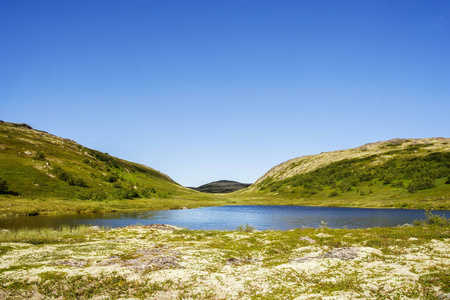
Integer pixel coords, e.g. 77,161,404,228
0,217,449,299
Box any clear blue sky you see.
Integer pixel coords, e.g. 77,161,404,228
1,0,449,187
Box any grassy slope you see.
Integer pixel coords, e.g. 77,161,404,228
0,121,224,216
237,138,450,210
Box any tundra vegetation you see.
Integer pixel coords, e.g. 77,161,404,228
0,212,449,299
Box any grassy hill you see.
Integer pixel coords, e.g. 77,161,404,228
0,121,222,216
189,180,251,193
241,138,450,210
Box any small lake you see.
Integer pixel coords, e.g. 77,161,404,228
1,206,449,230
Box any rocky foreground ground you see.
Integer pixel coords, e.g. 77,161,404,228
0,223,449,299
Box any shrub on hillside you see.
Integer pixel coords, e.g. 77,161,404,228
77,190,107,201
115,188,139,199
0,177,18,195
407,177,435,193
102,174,118,183
328,190,339,197
140,187,157,198
0,177,10,194
33,151,46,161
52,166,88,187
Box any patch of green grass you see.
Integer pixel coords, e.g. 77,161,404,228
0,264,40,274
0,245,12,255
1,273,175,299
0,225,95,244
420,267,450,294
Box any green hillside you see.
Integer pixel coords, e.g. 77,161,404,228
0,121,218,216
245,138,450,210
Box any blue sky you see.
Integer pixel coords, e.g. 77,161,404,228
1,0,449,187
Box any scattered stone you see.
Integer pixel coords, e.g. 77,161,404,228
226,257,260,266
299,236,316,244
319,247,359,261
291,247,360,264
34,184,39,187
18,123,33,129
98,246,183,271
183,207,189,210
24,151,32,155
437,292,450,300
400,223,413,227
141,224,181,231
409,237,418,241
290,257,314,263
126,247,182,271
315,233,332,238
54,260,88,268
1,229,10,233
98,256,123,266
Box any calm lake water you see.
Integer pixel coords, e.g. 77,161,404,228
1,206,449,230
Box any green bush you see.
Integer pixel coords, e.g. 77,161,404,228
414,210,449,227
52,166,88,187
407,177,435,193
328,190,339,197
139,187,156,198
33,151,46,161
391,180,405,188
115,188,139,199
103,174,118,183
0,177,10,194
237,224,255,232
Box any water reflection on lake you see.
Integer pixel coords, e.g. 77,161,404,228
1,206,449,230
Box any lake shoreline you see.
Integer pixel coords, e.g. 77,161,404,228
1,195,449,220
2,204,449,231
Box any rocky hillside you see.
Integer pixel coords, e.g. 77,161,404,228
250,138,450,208
0,121,188,201
190,180,251,193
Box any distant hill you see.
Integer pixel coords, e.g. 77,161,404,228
190,180,251,193
246,138,450,209
0,121,189,201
